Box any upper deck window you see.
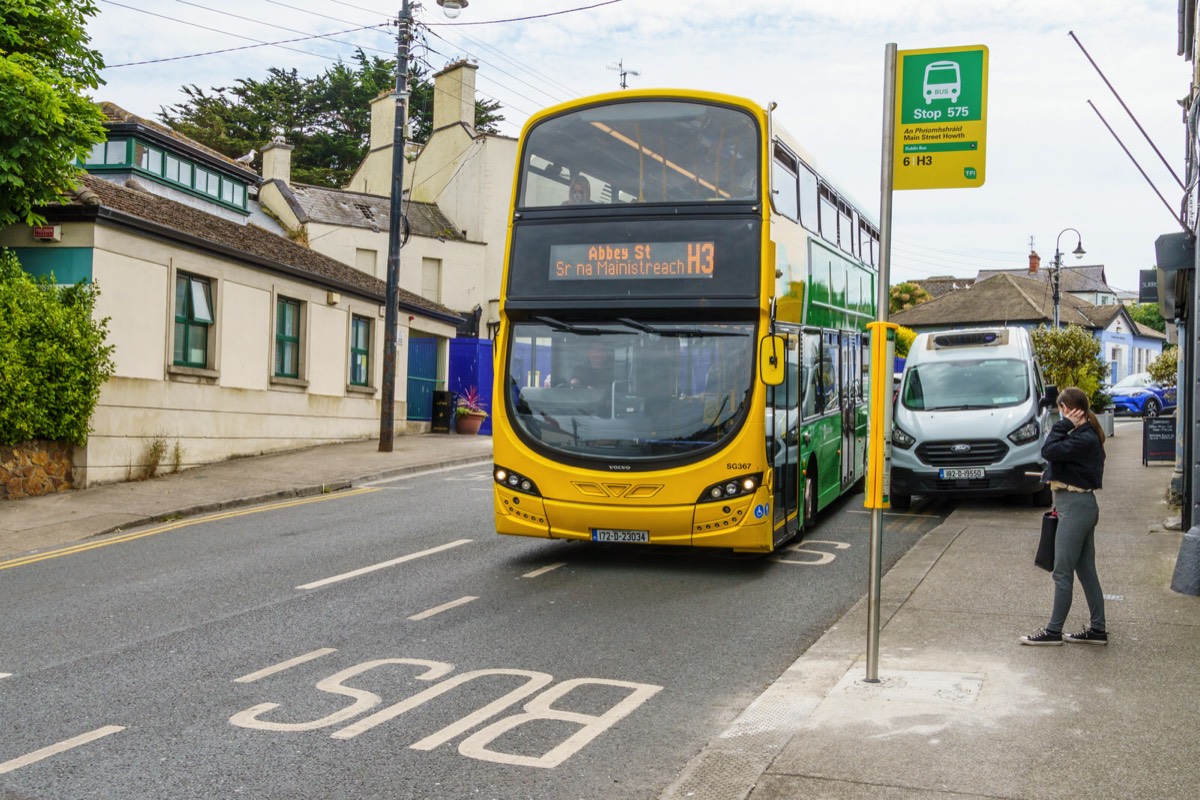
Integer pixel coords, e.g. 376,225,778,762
518,100,760,208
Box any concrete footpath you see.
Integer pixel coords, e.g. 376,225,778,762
1,422,1196,800
662,418,1197,800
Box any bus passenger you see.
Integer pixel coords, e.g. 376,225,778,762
565,174,592,205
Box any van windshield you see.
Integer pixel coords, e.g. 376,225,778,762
901,359,1029,411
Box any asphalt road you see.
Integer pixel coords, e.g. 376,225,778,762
0,464,945,799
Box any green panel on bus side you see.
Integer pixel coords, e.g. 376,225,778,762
809,254,830,306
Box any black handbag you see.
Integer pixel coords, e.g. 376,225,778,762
1035,509,1058,572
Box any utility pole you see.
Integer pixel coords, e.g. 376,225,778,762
379,0,412,452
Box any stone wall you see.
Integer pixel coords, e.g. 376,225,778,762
1,440,75,500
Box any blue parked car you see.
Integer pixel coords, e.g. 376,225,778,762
1107,372,1176,417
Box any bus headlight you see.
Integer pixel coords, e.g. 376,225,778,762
698,473,762,503
494,465,541,497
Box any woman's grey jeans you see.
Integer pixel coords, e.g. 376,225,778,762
1049,489,1105,633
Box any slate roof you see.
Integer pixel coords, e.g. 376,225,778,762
912,276,974,298
47,174,462,324
1133,322,1167,340
269,182,465,240
977,264,1113,295
890,273,1099,329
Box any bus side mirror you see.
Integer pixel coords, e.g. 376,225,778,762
759,335,785,386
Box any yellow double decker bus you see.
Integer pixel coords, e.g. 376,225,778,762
492,89,879,552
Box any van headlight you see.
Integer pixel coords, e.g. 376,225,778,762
1007,418,1040,445
892,424,915,449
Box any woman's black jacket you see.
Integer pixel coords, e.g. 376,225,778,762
1041,418,1105,491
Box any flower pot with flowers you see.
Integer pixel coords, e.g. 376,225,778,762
454,386,488,434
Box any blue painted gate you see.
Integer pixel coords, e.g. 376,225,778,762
449,338,494,435
406,336,441,421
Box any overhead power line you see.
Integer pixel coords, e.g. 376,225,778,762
423,0,624,27
99,0,387,66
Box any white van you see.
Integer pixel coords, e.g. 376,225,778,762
890,327,1056,509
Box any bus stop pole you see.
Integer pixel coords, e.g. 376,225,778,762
866,43,899,683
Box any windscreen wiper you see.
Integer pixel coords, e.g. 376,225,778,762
615,318,744,337
533,316,603,335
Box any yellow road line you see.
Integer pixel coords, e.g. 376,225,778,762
0,487,379,571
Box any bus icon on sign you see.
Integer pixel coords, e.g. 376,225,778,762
923,61,961,104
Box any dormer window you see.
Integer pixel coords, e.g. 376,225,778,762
80,134,251,213
85,139,130,166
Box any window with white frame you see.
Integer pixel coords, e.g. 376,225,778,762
421,258,442,304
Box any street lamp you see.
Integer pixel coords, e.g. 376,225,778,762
1050,227,1085,328
380,0,468,451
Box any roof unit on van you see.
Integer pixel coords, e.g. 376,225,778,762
928,329,1010,349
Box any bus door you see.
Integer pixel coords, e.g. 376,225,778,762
803,330,842,518
770,328,801,542
839,332,861,488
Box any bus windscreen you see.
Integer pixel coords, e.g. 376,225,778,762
518,100,760,207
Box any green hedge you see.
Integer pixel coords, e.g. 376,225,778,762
0,248,114,446
1029,324,1110,413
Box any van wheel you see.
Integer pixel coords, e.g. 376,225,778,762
1031,484,1053,507
890,493,912,510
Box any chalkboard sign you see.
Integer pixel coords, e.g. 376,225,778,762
431,390,453,434
1142,416,1176,465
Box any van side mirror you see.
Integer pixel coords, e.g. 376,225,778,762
1039,385,1059,410
759,335,785,386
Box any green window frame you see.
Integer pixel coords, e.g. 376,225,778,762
84,139,130,166
174,273,214,368
275,297,301,378
135,142,163,175
350,316,370,386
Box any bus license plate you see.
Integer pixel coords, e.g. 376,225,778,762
939,467,985,480
592,528,650,543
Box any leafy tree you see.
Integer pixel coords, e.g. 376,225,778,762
0,0,106,226
1029,324,1110,412
159,53,505,188
890,282,931,314
1148,345,1177,386
894,325,916,359
1126,302,1166,333
0,250,115,446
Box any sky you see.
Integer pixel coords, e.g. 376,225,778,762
85,0,1194,293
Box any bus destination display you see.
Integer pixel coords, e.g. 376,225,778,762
550,241,714,280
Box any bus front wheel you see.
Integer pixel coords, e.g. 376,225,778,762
803,471,817,527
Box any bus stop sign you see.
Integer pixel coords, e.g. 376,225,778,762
893,45,988,190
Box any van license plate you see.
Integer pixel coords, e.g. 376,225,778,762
592,529,650,543
939,468,985,480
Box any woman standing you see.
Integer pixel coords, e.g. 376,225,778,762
1020,386,1109,646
